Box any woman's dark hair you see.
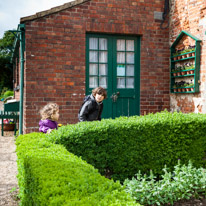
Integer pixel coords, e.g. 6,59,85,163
92,87,107,99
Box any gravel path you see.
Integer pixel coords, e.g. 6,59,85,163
0,132,19,206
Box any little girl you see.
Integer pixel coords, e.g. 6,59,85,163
39,103,59,133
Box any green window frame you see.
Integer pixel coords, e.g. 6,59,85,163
87,37,109,89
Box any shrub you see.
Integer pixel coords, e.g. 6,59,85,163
0,88,13,99
3,90,14,98
48,111,206,182
124,161,206,205
16,133,140,206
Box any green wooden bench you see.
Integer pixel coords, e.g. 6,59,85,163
0,101,19,136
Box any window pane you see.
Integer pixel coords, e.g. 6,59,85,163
126,40,134,51
89,77,98,88
89,38,98,50
117,77,125,88
89,51,98,62
99,77,107,88
99,38,107,50
126,52,134,64
117,39,125,51
89,64,98,75
117,64,125,76
99,64,108,75
99,51,108,63
117,52,125,63
126,77,134,88
126,65,134,76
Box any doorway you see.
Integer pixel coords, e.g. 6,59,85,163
86,34,140,119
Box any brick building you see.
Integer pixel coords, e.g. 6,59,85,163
11,0,206,134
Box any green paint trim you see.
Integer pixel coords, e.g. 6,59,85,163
170,31,201,94
9,24,25,135
171,30,201,48
86,33,140,117
19,24,25,135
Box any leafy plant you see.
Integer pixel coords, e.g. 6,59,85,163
3,90,14,98
184,62,194,70
0,31,15,92
175,80,187,88
182,45,196,54
124,161,206,206
10,187,17,193
184,48,192,53
174,65,182,71
0,88,14,99
16,133,140,206
179,49,186,54
183,82,190,87
173,48,185,57
173,51,179,57
173,84,177,88
189,45,196,51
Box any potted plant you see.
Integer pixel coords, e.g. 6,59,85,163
171,68,177,76
189,83,194,91
187,45,196,57
181,67,186,75
179,49,186,59
176,65,182,76
177,80,187,92
184,62,194,74
183,45,195,57
174,49,183,60
183,83,189,92
183,82,190,92
172,50,179,60
186,80,194,91
2,119,15,131
173,84,177,92
184,47,192,57
190,70,194,74
190,45,196,56
177,88,182,92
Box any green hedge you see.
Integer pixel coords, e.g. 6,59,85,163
48,111,206,181
16,133,140,206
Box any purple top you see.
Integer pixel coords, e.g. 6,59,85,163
39,119,58,133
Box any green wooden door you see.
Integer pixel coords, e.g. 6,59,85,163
86,34,140,119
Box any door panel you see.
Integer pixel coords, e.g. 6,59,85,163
86,34,140,119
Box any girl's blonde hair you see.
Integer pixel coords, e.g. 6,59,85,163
40,103,59,120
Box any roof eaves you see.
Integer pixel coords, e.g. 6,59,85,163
20,0,90,23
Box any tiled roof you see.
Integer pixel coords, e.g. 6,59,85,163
20,0,90,23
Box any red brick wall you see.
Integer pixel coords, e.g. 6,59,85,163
20,0,170,133
169,0,206,113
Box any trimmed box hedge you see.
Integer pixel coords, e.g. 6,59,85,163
48,111,206,181
16,133,140,206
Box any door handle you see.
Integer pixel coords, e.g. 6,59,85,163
111,92,120,102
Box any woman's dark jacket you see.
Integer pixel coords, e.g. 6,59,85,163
78,94,103,122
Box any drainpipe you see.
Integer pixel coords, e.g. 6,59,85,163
9,24,25,135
